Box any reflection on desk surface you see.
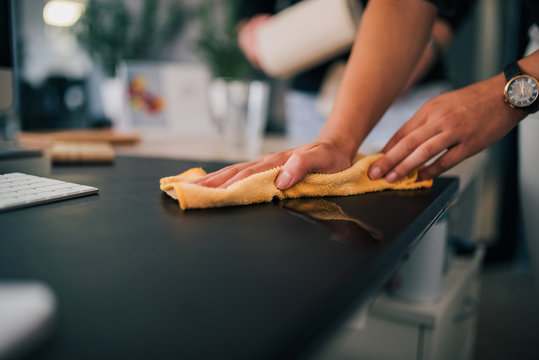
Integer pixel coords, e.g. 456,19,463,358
280,198,384,245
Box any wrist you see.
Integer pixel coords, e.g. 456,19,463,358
493,72,528,122
316,132,360,161
503,61,539,115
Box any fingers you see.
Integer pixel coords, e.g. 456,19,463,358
381,109,427,153
417,145,465,180
218,156,284,188
192,161,254,187
275,153,311,189
369,119,452,182
237,15,271,67
387,132,454,182
192,151,289,188
251,14,271,23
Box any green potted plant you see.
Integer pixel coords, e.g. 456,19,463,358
75,0,185,77
197,0,253,80
74,0,185,126
197,0,269,156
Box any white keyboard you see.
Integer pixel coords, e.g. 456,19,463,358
0,172,98,212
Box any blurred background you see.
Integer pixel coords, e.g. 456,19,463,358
4,0,532,266
1,0,538,358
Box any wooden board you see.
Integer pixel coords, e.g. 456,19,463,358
16,130,141,149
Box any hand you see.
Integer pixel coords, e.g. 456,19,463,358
192,142,352,190
237,15,271,68
368,73,526,182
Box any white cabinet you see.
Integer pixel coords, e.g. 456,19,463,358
316,251,483,360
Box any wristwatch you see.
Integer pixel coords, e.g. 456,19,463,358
503,62,539,114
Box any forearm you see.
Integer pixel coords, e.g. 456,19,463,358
317,0,437,159
401,18,453,94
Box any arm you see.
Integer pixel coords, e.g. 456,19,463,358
239,14,452,94
316,0,437,161
401,0,474,95
400,18,453,95
369,50,539,183
194,0,437,189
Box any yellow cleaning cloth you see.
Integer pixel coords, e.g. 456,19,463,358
160,153,433,210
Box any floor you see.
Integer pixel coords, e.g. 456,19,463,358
475,262,539,360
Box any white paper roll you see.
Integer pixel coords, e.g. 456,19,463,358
256,0,362,78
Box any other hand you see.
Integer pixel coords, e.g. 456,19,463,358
368,73,526,182
237,14,271,68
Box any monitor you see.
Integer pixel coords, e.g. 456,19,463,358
0,0,40,156
0,0,14,112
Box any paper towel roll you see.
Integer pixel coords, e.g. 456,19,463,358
256,0,362,78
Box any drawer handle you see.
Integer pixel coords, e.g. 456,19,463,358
453,296,479,323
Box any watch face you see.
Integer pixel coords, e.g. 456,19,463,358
505,75,539,108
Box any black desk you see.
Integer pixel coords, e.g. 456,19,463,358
0,156,458,360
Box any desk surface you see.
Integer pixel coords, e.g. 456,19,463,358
0,156,457,360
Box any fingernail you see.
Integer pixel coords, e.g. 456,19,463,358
369,166,382,179
386,171,398,183
275,170,292,189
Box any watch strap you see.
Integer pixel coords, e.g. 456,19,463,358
527,93,539,114
504,62,521,81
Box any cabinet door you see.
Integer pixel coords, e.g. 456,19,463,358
316,316,420,360
423,277,480,360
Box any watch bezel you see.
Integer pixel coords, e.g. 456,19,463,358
504,74,539,109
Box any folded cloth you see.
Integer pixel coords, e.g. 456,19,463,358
160,153,433,210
